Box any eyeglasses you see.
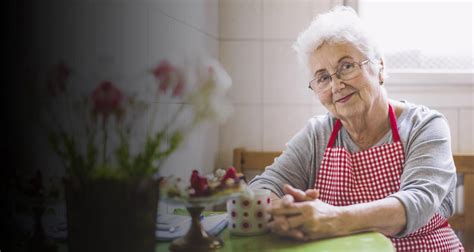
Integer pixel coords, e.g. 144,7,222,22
308,59,370,93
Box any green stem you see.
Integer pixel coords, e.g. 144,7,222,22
102,118,108,165
162,103,185,135
147,90,162,137
147,101,158,137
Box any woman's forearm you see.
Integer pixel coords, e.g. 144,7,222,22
270,191,280,200
340,197,406,236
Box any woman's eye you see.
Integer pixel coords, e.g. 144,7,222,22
318,75,330,83
341,62,355,70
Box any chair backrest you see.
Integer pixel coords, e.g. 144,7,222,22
233,148,473,249
232,148,281,181
449,154,474,250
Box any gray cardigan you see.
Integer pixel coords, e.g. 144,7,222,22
249,101,457,237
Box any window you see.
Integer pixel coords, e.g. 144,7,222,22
359,0,473,73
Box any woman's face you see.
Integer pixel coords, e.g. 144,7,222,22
309,42,382,121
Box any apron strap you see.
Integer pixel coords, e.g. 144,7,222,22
388,104,401,142
327,119,342,148
327,104,401,148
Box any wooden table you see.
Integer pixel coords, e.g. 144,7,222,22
155,229,395,252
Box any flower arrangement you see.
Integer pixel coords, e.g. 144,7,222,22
160,167,246,200
41,57,232,182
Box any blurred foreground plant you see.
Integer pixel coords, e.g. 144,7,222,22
42,57,232,182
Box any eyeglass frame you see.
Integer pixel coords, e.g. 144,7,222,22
308,59,370,92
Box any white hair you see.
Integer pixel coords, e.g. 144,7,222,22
293,6,384,75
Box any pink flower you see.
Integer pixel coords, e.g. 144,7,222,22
91,81,124,121
47,62,70,96
153,60,174,92
152,60,185,97
172,79,185,97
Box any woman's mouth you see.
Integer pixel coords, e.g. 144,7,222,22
336,92,355,103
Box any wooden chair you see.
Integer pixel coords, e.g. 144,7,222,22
449,154,474,250
233,148,473,249
232,148,281,181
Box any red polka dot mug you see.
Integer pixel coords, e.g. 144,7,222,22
226,189,271,236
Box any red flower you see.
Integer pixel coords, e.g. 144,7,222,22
47,62,70,96
221,167,237,183
190,170,210,197
27,170,44,197
152,60,185,97
91,81,124,122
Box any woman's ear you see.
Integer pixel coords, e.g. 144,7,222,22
379,59,385,85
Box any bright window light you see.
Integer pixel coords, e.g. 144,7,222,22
359,0,473,71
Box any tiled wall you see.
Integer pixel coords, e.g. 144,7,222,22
29,0,473,179
217,0,474,169
218,0,341,168
30,0,220,179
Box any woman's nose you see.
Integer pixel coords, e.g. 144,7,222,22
330,77,346,93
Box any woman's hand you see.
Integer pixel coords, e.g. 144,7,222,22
267,184,321,240
269,199,346,241
269,189,407,241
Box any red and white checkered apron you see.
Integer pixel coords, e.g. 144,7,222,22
314,105,463,251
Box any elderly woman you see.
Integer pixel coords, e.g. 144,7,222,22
248,6,463,251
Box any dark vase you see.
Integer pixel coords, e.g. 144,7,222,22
63,177,159,252
27,204,58,252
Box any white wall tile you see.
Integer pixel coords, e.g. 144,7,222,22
34,2,144,94
314,0,340,13
158,104,220,177
220,41,262,104
262,0,313,40
153,0,219,58
198,122,221,173
219,0,262,39
262,0,337,40
387,86,474,108
217,105,263,168
193,31,220,59
263,104,312,151
204,0,220,38
435,108,459,153
147,14,218,101
83,3,125,75
263,41,314,104
32,2,76,67
121,3,149,75
208,37,220,59
149,10,217,66
149,12,190,65
459,109,474,153
31,2,102,78
157,0,219,38
159,128,203,178
65,3,96,77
